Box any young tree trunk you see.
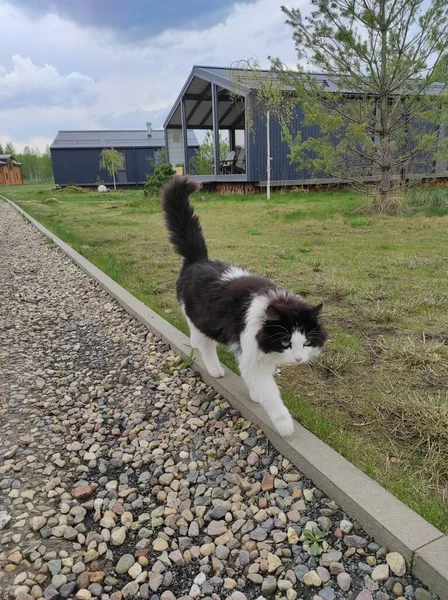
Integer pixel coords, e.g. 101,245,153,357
376,1,398,214
379,164,392,212
113,172,116,191
378,100,392,211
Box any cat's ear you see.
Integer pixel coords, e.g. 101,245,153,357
310,302,323,317
266,304,280,320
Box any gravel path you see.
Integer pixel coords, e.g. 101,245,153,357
0,200,438,600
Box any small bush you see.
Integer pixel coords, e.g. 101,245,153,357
144,163,175,197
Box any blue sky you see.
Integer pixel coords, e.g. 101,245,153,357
0,0,302,152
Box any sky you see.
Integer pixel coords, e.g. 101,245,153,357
0,0,303,153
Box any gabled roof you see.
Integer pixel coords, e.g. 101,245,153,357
163,65,341,130
51,129,199,149
187,66,338,92
164,65,447,129
164,66,250,130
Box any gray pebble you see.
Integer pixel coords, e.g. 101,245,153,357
261,576,277,596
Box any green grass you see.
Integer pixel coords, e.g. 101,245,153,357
3,181,448,532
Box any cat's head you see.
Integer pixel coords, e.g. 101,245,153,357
256,294,327,366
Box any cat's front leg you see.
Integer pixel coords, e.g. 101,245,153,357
184,315,224,377
240,365,295,437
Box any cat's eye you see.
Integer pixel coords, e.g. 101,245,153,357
303,340,310,346
281,339,290,347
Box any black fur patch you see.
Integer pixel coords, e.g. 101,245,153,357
162,176,207,265
257,297,326,353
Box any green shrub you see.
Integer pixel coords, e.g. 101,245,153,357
143,163,175,197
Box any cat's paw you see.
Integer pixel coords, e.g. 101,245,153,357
273,413,295,437
208,365,225,378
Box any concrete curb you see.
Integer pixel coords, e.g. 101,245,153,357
2,195,447,599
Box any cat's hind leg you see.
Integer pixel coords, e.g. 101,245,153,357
185,315,200,350
186,317,224,378
181,307,200,351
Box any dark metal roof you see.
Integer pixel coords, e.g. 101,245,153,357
51,129,199,149
164,65,447,129
190,66,326,91
163,66,343,129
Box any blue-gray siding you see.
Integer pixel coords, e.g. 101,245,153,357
51,147,160,186
407,118,438,175
247,104,320,182
52,146,200,186
247,102,442,183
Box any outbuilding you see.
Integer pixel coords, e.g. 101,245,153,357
50,127,199,187
0,155,23,185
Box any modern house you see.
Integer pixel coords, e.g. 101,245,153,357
164,65,447,190
0,155,23,185
50,127,199,187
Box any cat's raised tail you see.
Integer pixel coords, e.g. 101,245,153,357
162,176,208,266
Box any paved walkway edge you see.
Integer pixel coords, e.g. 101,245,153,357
2,195,447,599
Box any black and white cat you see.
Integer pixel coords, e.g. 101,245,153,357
162,177,327,437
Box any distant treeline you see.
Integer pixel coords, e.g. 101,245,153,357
0,142,53,182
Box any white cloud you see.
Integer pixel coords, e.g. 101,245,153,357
0,0,305,151
0,55,97,109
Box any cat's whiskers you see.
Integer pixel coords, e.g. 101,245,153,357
263,333,289,342
264,323,290,334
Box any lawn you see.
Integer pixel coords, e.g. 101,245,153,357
2,181,447,532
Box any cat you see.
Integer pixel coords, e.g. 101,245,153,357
162,176,327,437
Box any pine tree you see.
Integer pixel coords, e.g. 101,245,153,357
261,0,448,212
